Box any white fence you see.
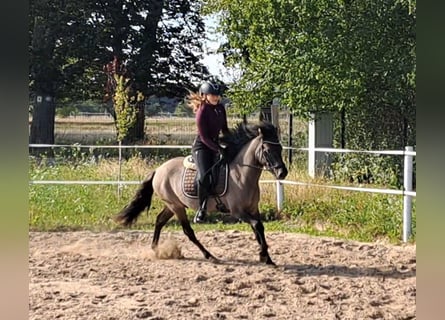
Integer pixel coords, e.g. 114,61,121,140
29,144,416,242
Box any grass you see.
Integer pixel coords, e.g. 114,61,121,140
29,155,416,244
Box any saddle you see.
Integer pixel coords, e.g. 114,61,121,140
182,155,229,199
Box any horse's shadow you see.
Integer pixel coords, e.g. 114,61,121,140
279,263,416,279
178,257,415,280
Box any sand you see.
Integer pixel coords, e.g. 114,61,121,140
29,230,416,320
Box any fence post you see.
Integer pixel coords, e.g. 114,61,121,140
308,115,315,177
288,112,293,165
308,112,333,178
117,141,123,198
276,180,284,211
403,146,414,242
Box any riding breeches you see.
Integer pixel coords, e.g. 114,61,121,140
192,148,216,187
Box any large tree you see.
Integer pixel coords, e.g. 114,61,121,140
29,0,112,144
29,0,64,144
90,0,166,142
29,0,209,144
204,0,415,150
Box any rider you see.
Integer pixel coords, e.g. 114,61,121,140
187,81,229,223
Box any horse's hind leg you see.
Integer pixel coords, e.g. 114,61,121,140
175,207,217,261
151,207,174,250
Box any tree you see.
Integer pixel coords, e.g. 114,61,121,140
29,0,210,144
104,55,146,143
204,0,415,149
332,0,416,185
29,0,108,145
113,74,141,143
29,1,60,144
94,0,209,142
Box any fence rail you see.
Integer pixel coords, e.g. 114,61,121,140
29,143,416,242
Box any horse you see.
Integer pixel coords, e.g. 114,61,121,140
114,121,288,265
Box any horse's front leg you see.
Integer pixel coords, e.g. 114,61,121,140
237,210,275,265
249,218,275,265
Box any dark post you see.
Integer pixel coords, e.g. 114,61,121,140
288,112,293,166
259,106,272,122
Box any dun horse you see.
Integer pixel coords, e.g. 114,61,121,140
115,121,288,265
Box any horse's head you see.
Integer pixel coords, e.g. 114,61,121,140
220,121,288,179
255,123,288,180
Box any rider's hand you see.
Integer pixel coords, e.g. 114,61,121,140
218,144,228,161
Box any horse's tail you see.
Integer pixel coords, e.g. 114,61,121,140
114,171,156,227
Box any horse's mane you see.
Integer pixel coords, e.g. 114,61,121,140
220,121,279,163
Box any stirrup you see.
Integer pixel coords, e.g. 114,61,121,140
193,209,207,224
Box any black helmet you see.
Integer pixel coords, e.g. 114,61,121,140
199,82,221,95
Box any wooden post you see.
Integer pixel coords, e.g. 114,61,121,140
259,102,280,137
308,112,333,178
288,112,293,165
271,100,280,139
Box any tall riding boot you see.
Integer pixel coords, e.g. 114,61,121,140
194,179,210,223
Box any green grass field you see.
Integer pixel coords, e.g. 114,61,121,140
29,156,416,244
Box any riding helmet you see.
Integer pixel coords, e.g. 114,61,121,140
199,82,221,95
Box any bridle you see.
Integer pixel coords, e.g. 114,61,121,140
242,137,283,172
259,139,284,170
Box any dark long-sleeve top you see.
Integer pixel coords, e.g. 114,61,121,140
194,102,228,152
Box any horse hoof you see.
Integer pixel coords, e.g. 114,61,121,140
266,259,277,266
205,253,219,263
210,256,221,264
260,254,276,266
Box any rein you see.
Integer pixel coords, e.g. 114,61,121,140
262,140,281,145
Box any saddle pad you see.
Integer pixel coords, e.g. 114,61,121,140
182,164,229,199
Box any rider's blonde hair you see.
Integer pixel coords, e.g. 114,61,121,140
186,91,204,113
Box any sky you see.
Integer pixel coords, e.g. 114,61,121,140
200,14,239,84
